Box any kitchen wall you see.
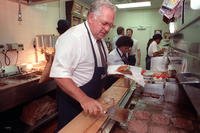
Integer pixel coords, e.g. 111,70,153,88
0,0,60,67
107,9,169,68
0,0,167,69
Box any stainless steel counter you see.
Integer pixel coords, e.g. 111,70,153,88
0,72,57,112
110,80,200,132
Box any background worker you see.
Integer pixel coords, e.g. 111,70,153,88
126,28,141,66
56,19,70,35
148,34,167,71
145,38,153,70
105,36,133,89
108,36,133,65
111,26,125,50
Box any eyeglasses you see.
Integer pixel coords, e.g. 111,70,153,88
95,16,115,29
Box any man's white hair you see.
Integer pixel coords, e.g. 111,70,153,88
88,0,116,16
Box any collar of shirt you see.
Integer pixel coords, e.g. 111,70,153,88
117,48,128,57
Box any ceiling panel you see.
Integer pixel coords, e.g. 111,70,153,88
82,0,162,9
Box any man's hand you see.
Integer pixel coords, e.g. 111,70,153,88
55,78,103,116
160,48,166,53
114,74,124,78
80,96,103,116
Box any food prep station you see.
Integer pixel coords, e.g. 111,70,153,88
1,1,200,132
59,73,200,132
0,64,200,133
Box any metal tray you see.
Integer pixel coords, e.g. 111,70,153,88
177,72,200,88
177,72,200,83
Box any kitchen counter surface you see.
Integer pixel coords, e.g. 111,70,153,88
110,81,200,133
0,76,40,91
59,78,130,133
183,85,200,117
59,77,200,133
0,71,57,112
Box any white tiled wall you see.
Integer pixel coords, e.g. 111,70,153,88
0,0,60,66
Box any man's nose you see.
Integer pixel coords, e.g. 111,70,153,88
104,25,111,32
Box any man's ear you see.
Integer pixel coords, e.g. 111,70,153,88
88,13,96,23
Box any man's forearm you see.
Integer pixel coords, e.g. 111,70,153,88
137,50,141,65
153,50,163,57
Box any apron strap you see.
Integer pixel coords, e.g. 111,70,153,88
84,22,97,67
116,48,129,64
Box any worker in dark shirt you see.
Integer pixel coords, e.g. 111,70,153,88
57,19,70,35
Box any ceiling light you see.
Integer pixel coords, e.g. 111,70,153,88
169,22,175,33
190,0,200,10
116,1,151,9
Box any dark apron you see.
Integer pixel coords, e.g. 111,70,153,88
146,42,151,70
128,55,136,66
145,55,151,70
56,22,107,131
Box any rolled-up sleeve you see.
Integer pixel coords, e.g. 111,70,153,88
50,34,81,78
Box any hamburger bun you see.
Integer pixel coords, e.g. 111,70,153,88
117,65,132,75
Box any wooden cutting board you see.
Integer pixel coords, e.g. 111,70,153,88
59,78,129,133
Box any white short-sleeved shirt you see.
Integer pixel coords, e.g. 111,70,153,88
130,38,139,55
50,21,108,87
111,35,122,50
148,40,158,57
107,48,127,65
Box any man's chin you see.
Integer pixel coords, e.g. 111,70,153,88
99,34,106,39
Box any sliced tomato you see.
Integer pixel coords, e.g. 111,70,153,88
141,69,146,75
153,72,169,79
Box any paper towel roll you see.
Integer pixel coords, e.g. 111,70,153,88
151,56,169,72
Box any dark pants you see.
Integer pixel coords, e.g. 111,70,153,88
128,55,136,66
104,75,119,90
146,56,151,70
56,89,82,132
56,67,105,132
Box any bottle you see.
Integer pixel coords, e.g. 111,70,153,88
168,64,177,78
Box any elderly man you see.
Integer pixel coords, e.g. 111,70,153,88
50,0,116,131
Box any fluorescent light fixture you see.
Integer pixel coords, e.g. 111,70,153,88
116,1,151,9
190,0,200,10
169,22,175,33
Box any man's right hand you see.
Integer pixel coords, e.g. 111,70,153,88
80,96,103,116
55,78,104,116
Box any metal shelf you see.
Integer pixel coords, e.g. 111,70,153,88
170,15,200,62
65,0,89,26
170,46,200,61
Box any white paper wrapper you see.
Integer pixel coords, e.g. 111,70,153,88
107,65,145,87
151,56,169,72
